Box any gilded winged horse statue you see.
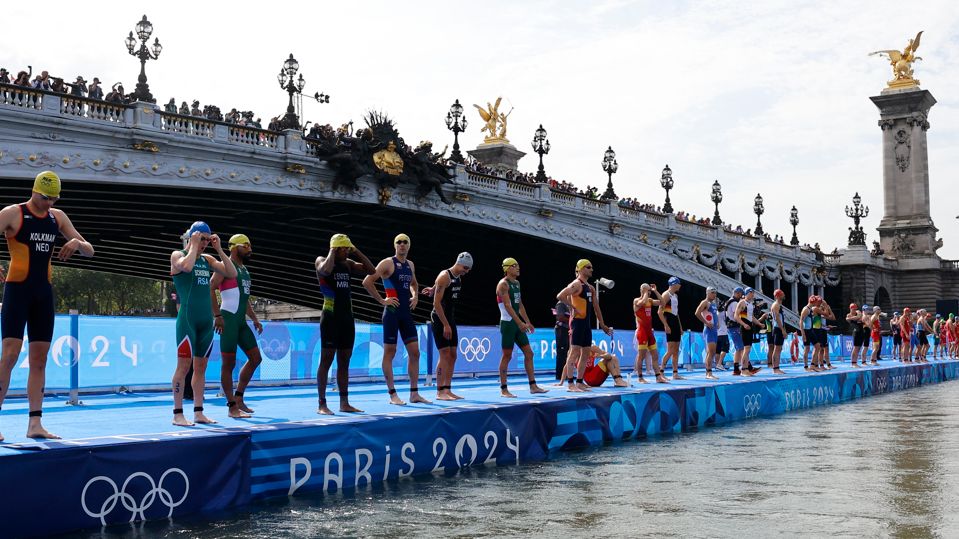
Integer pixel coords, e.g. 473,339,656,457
870,31,924,88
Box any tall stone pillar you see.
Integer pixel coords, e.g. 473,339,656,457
870,89,940,260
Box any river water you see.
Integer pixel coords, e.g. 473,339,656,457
76,382,959,538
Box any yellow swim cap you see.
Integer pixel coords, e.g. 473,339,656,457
394,233,410,245
330,233,354,249
576,259,592,271
229,234,251,249
33,171,61,198
502,257,518,271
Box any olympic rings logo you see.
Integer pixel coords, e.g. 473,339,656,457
459,337,492,362
743,393,762,418
81,468,189,525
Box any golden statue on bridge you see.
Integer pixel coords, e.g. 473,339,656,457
474,97,512,144
870,31,924,89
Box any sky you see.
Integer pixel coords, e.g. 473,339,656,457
3,1,959,257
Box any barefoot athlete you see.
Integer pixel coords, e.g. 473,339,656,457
0,171,93,441
170,221,236,426
769,289,787,374
694,286,720,380
658,276,685,381
362,233,430,406
633,283,665,384
210,234,263,418
582,344,629,388
733,288,763,376
495,258,548,397
557,259,612,392
427,252,472,401
315,234,376,415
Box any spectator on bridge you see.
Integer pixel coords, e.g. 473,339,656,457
190,100,201,116
68,76,86,97
105,83,125,103
164,98,177,113
50,77,67,94
178,101,189,115
31,71,51,91
14,71,31,87
87,78,103,100
0,68,9,84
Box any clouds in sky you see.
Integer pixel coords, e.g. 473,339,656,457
3,1,958,255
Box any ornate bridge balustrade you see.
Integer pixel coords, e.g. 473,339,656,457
0,86,837,326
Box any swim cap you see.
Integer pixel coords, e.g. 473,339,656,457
808,295,817,304
706,286,717,293
774,289,785,298
502,257,518,270
894,311,901,316
744,287,755,295
873,306,880,312
33,170,61,197
936,313,942,318
576,259,592,271
862,304,869,311
394,233,410,245
186,221,211,236
950,313,955,320
734,287,745,295
668,276,681,287
903,307,911,314
330,233,354,249
849,303,858,310
229,233,251,249
456,251,473,268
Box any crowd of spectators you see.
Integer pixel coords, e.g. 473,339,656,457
465,160,604,198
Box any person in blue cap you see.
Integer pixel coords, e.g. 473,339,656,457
657,276,684,381
169,221,237,427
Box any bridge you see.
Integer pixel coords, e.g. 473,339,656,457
0,84,835,328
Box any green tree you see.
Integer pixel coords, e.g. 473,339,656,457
49,267,168,315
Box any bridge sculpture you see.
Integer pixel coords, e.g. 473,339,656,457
0,84,837,326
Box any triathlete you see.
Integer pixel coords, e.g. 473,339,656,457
495,258,548,397
890,311,901,361
724,287,747,375
715,292,730,370
557,259,613,392
171,221,237,426
899,307,913,363
847,303,864,367
0,171,94,441
362,233,430,406
733,287,763,376
657,276,684,380
582,344,629,388
633,283,665,383
210,234,263,418
868,305,882,364
769,289,786,374
315,234,376,415
426,252,472,400
694,286,720,380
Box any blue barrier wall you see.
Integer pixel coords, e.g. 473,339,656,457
7,315,907,390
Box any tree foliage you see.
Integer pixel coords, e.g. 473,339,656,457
45,267,168,315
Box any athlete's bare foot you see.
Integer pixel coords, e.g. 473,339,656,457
741,370,755,377
773,368,786,375
804,366,810,371
851,363,861,368
317,404,335,415
340,404,364,413
173,414,195,427
236,400,255,414
501,390,517,398
389,392,406,406
576,382,592,391
228,408,252,419
530,385,550,394
450,392,465,400
436,392,457,401
195,412,217,424
613,378,628,387
567,384,584,392
637,377,650,384
656,374,670,384
0,431,4,442
409,393,432,404
871,360,878,365
705,372,719,380
552,380,565,387
672,373,685,381
26,425,61,440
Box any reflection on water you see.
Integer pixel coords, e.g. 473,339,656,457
72,383,959,539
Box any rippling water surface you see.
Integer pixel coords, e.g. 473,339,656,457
79,383,959,538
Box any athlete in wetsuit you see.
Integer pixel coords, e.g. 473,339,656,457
557,259,612,392
0,171,93,441
657,276,684,381
362,233,430,406
170,221,237,426
495,258,548,397
733,288,763,376
694,286,720,380
210,234,263,418
427,252,472,400
632,283,664,383
315,234,376,415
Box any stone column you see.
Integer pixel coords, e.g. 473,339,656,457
791,280,799,311
870,88,939,257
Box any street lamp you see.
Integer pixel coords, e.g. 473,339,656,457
845,192,869,245
276,53,307,130
445,99,468,164
531,124,550,182
711,180,723,225
789,205,800,245
753,193,765,235
124,15,162,103
660,164,674,213
601,146,618,200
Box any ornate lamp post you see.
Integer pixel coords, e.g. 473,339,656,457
601,146,618,200
753,193,765,235
660,164,674,213
845,192,869,245
445,99,468,164
124,15,162,103
276,54,306,130
711,180,723,225
531,124,551,182
789,205,800,245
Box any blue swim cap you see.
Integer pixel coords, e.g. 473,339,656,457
894,311,900,316
936,314,942,318
744,287,755,295
668,276,681,286
733,286,745,295
187,221,211,236
862,304,870,311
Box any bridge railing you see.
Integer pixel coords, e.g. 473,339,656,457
0,82,46,110
159,110,216,138
941,260,959,270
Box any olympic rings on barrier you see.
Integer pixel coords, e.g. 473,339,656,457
743,393,762,418
459,337,492,362
81,468,189,525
